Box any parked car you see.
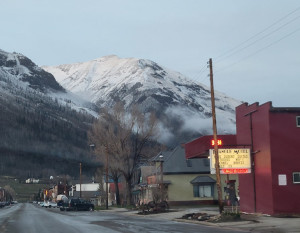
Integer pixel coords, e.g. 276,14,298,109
44,201,57,208
39,202,46,207
60,198,94,211
57,200,64,207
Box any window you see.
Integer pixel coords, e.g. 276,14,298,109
186,159,192,167
297,116,300,127
193,184,213,197
293,172,300,184
199,185,212,197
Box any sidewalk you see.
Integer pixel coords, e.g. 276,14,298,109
106,206,300,233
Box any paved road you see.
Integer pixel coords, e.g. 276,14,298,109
0,203,248,233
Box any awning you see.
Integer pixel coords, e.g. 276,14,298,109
185,135,237,159
190,176,216,184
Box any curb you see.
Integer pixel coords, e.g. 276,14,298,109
174,218,256,233
174,218,219,226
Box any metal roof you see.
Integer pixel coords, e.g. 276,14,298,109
190,176,216,184
157,146,211,174
185,135,237,159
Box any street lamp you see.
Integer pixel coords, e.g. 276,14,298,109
90,143,108,210
159,153,164,201
105,144,109,210
79,163,82,198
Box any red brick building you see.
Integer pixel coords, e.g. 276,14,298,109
236,102,300,215
185,102,300,215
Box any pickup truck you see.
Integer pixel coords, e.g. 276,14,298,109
60,198,94,211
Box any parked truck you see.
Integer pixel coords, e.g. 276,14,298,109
60,198,94,211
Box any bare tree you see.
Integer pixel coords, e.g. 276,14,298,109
4,185,16,202
89,106,124,205
89,103,160,205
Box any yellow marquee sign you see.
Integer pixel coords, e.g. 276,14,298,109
210,148,251,174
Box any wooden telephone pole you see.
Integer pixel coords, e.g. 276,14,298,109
105,144,109,210
209,58,224,214
80,163,82,198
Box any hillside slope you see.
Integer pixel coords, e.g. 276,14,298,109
0,49,98,178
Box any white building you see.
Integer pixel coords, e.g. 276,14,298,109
25,178,39,184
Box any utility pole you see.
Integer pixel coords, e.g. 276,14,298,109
105,144,109,210
80,163,82,198
64,175,67,196
209,58,224,214
160,154,164,201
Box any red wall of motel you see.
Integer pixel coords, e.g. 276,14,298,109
236,102,300,215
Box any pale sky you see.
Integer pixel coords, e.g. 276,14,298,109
1,0,299,107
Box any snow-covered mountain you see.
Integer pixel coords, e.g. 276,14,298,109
0,49,99,178
43,55,242,145
0,49,98,116
0,49,65,93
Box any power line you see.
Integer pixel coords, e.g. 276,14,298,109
214,5,300,62
215,13,300,64
194,72,210,85
191,6,300,82
215,26,300,74
189,63,209,84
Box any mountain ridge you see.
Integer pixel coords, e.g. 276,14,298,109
0,48,241,177
43,55,241,146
